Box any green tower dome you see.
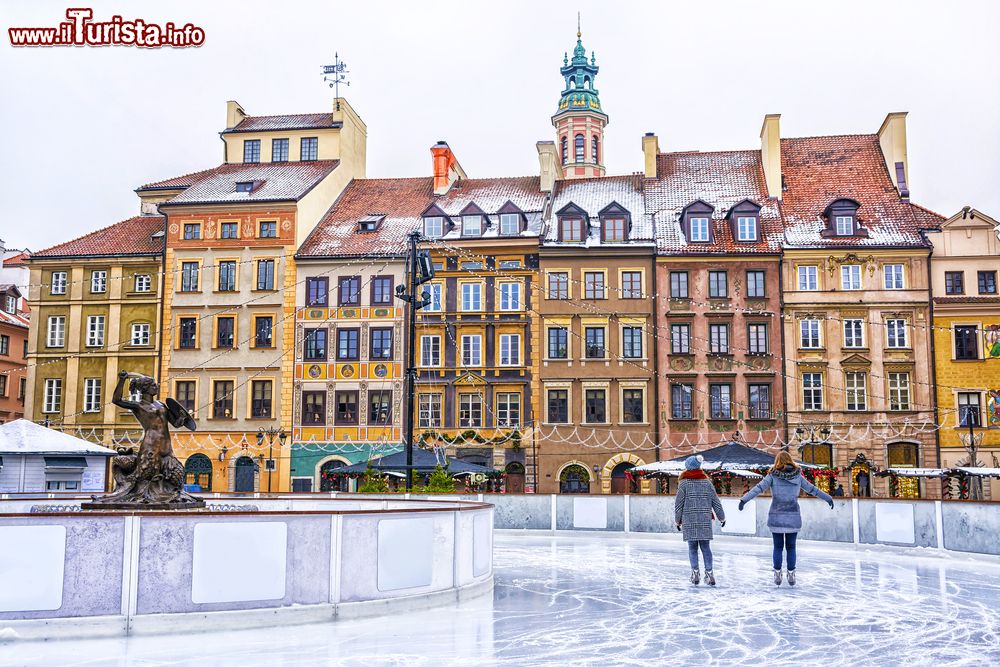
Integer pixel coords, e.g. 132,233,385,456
555,27,603,118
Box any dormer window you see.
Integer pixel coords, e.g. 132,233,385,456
424,216,444,238
821,199,866,238
835,215,854,236
727,200,762,243
736,217,757,241
4,294,16,314
690,217,710,242
604,218,626,242
560,218,585,243
500,213,520,236
235,181,254,193
682,200,715,243
358,215,384,233
461,215,483,237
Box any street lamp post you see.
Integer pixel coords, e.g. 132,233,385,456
395,231,434,491
256,427,287,494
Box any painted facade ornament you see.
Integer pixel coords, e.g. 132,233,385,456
987,390,1000,428
984,324,1000,358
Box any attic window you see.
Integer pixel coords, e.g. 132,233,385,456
727,200,762,243
236,181,255,193
500,213,521,236
603,218,626,242
358,215,384,233
424,216,444,239
689,217,710,242
682,201,715,243
559,218,585,243
822,199,865,238
461,215,483,237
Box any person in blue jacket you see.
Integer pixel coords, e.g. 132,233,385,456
739,450,834,586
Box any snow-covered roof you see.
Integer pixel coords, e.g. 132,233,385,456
0,419,116,456
545,174,654,248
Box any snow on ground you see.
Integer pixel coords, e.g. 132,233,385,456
3,534,1000,666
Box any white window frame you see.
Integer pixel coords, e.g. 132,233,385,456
889,372,911,411
886,319,909,348
883,264,905,290
418,393,442,428
420,335,441,367
91,270,107,293
499,333,520,366
86,315,106,347
47,315,66,347
50,271,67,295
843,319,865,348
496,392,520,427
131,322,151,346
841,265,862,290
689,217,710,242
499,213,520,236
423,216,444,239
461,334,482,366
43,378,62,413
835,215,854,236
736,216,757,241
498,282,521,311
845,372,867,411
424,283,442,312
802,373,823,411
458,393,483,428
798,265,818,291
460,283,482,312
461,215,482,237
134,274,152,293
83,378,102,413
800,319,821,349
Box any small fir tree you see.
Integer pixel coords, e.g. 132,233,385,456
426,465,457,493
358,464,389,493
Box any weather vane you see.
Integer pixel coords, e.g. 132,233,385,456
322,52,350,111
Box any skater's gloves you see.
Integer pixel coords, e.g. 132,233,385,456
828,500,835,509
721,521,726,527
737,500,745,511
676,523,682,531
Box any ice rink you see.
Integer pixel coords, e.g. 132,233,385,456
3,533,999,666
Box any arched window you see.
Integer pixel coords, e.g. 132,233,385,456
592,135,599,165
184,453,213,491
569,77,576,89
234,456,256,492
320,459,347,492
559,464,590,494
800,443,833,467
574,134,585,163
584,76,591,89
504,462,526,494
561,136,568,165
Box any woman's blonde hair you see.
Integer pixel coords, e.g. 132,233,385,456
770,450,799,473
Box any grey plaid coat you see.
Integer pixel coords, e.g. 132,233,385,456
675,475,725,542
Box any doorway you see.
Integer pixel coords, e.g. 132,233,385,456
234,456,256,492
505,462,525,494
610,462,638,494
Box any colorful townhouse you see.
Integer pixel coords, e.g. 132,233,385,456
0,284,30,424
24,216,165,440
931,206,1000,499
643,127,786,489
139,97,367,492
779,113,942,498
288,179,413,491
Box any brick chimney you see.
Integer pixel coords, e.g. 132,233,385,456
536,141,561,193
642,133,660,178
759,114,782,200
878,112,910,199
431,141,466,195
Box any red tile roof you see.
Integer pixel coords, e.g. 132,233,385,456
32,215,165,258
2,251,30,266
647,150,783,254
934,296,1000,304
225,113,340,133
137,167,219,191
298,178,434,257
157,161,339,206
780,134,943,248
0,307,29,329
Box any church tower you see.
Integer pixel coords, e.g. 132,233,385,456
552,22,608,179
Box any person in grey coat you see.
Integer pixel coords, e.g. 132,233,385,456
739,450,834,586
675,455,725,586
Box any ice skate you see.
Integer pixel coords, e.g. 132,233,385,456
773,568,783,586
704,570,716,586
690,569,700,585
787,569,796,586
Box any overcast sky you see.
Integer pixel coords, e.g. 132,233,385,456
2,0,998,251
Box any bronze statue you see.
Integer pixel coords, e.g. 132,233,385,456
82,371,204,510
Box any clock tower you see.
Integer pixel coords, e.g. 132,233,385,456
552,24,608,179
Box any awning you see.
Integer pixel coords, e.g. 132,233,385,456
952,467,1000,478
43,456,88,469
877,467,948,478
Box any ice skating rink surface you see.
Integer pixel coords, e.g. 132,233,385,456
3,533,999,666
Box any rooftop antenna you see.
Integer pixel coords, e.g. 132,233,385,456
577,11,581,38
322,52,350,111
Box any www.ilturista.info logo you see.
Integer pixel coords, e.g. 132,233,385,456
9,8,205,48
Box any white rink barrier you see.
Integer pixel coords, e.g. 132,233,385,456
0,497,493,639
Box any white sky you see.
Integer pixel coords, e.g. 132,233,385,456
2,0,998,251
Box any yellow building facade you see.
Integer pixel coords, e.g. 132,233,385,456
931,207,1000,499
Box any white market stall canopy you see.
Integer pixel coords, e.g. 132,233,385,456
952,467,1000,478
881,467,950,478
0,419,116,456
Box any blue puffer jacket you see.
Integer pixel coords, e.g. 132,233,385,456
741,465,833,533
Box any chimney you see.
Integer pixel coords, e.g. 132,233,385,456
431,141,466,195
226,100,247,130
878,112,910,199
760,114,782,199
642,133,660,178
536,141,561,193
